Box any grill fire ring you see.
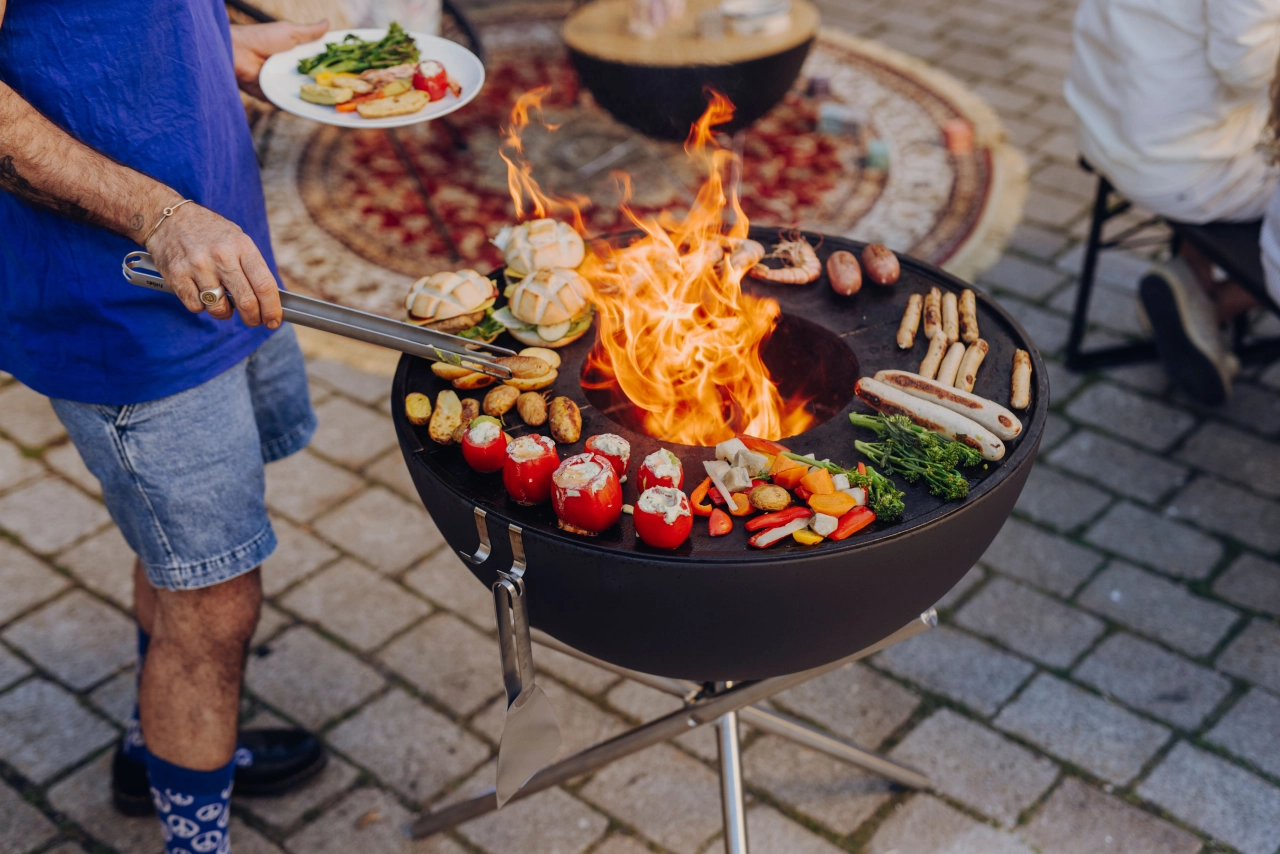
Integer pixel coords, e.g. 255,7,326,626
393,227,1047,681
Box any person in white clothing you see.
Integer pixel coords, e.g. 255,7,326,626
1067,0,1280,403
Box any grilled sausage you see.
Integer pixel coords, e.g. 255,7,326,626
918,331,948,379
922,286,942,340
936,342,966,387
874,369,1022,441
959,289,979,343
897,293,923,349
855,376,1005,460
1011,349,1032,410
955,339,988,393
942,292,959,344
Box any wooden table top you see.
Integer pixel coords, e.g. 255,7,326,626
563,0,819,67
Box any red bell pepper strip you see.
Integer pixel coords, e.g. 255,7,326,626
748,515,813,548
828,506,875,541
728,493,753,516
334,91,384,112
690,477,713,517
793,485,813,502
708,487,727,506
708,508,733,536
736,434,791,456
745,505,812,532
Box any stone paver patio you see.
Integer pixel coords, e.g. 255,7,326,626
3,0,1280,851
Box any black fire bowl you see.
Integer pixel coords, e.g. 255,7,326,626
567,39,814,140
393,228,1048,681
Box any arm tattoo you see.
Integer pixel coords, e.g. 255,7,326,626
0,154,100,226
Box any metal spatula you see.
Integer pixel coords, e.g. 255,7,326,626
493,525,560,808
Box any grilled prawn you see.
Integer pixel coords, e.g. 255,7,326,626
748,236,821,285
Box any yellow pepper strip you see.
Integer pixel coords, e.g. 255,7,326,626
792,528,825,545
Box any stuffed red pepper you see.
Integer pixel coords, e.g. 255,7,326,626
460,416,508,473
503,434,559,505
636,448,683,492
551,452,623,535
633,486,693,549
584,433,631,480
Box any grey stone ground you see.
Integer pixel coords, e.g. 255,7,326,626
4,0,1280,851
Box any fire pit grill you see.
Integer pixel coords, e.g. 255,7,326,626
393,227,1047,682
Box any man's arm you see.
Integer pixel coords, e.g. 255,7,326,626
0,15,335,328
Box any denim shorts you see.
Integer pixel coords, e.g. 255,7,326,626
51,325,316,591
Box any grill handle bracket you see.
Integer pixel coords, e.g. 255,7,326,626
459,507,492,566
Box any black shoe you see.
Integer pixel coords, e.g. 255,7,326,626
111,728,328,815
1138,261,1235,405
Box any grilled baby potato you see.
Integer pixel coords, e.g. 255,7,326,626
428,390,462,444
548,396,582,443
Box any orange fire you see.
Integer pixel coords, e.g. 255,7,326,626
501,90,813,446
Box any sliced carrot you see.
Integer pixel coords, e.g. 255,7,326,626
335,91,384,112
772,466,808,489
728,493,753,516
799,468,835,495
708,508,733,536
809,491,856,518
857,462,867,475
690,477,713,517
768,454,805,476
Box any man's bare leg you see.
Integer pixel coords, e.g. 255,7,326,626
139,569,261,770
134,559,155,634
1177,242,1259,325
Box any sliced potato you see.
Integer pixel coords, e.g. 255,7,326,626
428,390,462,444
404,392,433,426
432,362,475,380
380,79,412,96
452,372,496,390
357,90,429,118
503,369,558,391
518,347,562,369
300,83,353,105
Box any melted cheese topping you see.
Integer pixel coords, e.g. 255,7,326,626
507,434,554,462
554,453,612,493
637,486,689,525
468,421,501,444
588,433,631,466
643,448,681,482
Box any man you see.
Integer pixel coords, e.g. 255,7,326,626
1066,0,1280,403
0,3,330,851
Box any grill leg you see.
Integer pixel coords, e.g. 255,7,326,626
531,629,930,789
405,613,935,839
717,700,750,854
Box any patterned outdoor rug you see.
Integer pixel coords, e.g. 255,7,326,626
254,2,1026,333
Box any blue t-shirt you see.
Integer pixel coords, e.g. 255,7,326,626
0,0,276,405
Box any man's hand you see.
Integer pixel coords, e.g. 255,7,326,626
231,20,329,100
146,202,283,329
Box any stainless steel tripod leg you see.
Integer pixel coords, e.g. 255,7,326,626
718,698,749,854
529,627,931,789
406,613,935,839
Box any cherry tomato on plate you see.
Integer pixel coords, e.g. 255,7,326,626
503,434,559,505
413,60,449,101
633,486,693,549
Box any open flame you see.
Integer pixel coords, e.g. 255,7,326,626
501,90,813,446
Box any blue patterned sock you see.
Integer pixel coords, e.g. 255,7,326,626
122,627,151,762
146,752,234,854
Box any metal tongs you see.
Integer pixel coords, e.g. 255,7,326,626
122,252,516,379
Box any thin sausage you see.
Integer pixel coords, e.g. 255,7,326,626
1011,349,1032,409
855,377,1005,460
918,331,948,379
955,338,988,393
922,286,942,340
937,341,966,387
897,294,923,349
874,369,1022,440
942,292,959,344
959,289,979,343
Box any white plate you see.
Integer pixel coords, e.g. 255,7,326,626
258,29,484,129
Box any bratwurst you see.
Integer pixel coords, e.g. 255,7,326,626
855,376,1006,461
